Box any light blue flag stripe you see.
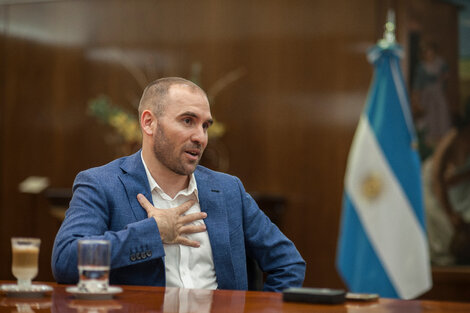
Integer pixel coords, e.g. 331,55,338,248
366,47,425,229
337,194,398,297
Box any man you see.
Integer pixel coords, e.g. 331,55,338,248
52,77,305,291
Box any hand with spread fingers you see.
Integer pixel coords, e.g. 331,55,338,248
137,194,207,247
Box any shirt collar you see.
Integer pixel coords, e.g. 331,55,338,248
141,152,199,201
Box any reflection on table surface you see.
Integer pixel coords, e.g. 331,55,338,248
1,281,470,313
0,297,52,313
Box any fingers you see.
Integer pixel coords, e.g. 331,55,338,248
137,193,153,213
136,194,207,247
175,200,197,215
177,237,201,248
179,223,206,235
180,211,207,225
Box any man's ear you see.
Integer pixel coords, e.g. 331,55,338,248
141,110,156,136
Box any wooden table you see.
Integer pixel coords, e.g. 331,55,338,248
1,281,470,312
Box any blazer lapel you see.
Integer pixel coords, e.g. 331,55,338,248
118,150,153,221
196,168,236,290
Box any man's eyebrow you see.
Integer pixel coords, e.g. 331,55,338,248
180,111,213,125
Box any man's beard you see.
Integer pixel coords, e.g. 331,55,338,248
152,125,202,176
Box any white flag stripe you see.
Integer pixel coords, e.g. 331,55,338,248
345,117,432,299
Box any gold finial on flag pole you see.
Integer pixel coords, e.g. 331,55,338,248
378,9,396,48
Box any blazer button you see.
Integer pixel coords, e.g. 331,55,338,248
146,250,152,258
130,254,136,262
136,253,142,260
141,252,147,259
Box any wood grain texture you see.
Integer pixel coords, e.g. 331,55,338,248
1,281,470,312
0,0,462,300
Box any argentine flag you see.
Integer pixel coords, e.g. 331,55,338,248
336,44,432,299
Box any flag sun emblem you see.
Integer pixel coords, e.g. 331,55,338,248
361,171,383,200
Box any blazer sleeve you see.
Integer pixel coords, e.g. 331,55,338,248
237,178,306,292
51,169,166,285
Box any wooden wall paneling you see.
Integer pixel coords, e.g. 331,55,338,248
0,5,7,280
0,0,208,281
172,0,374,289
0,1,110,281
0,0,460,296
195,0,380,289
0,0,380,285
1,40,89,281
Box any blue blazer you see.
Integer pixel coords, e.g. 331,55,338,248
52,151,305,291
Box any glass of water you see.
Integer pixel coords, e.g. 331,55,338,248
11,237,41,289
77,239,110,293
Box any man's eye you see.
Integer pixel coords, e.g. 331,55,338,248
183,118,192,124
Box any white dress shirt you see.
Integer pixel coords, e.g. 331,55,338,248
141,156,218,289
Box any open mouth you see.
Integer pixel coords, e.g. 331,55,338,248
185,150,200,158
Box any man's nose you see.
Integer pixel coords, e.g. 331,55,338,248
191,126,207,145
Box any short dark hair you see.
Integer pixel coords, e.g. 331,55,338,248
138,77,207,117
